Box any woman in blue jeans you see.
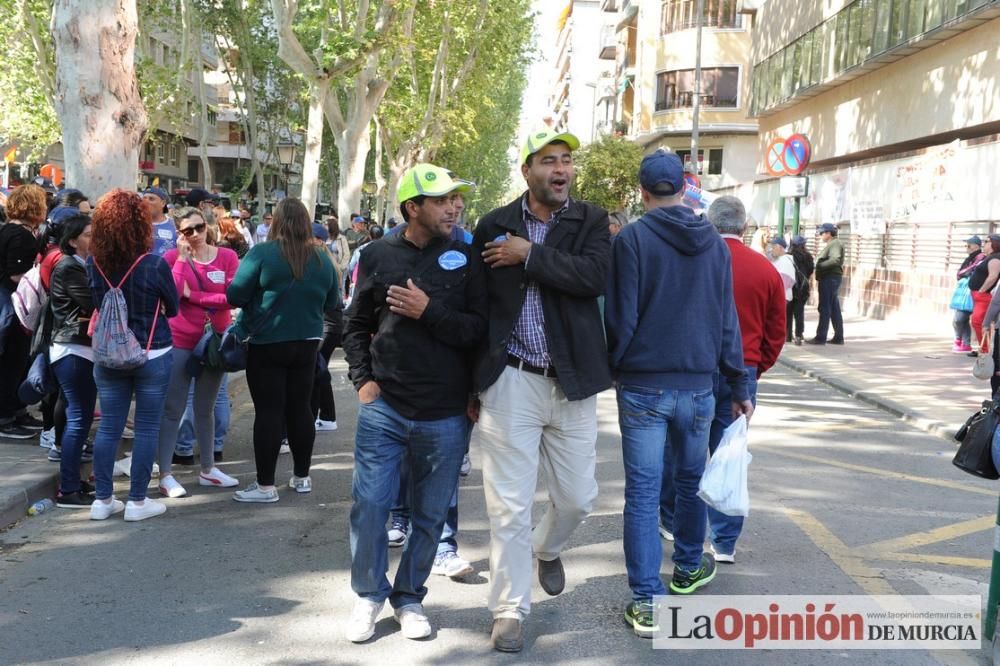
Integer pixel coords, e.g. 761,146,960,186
86,189,178,522
49,214,97,508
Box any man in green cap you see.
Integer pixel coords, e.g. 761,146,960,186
342,163,489,644
471,128,611,652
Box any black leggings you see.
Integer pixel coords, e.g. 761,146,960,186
246,340,319,486
41,388,67,448
311,331,339,422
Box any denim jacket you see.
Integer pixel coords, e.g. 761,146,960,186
86,254,179,350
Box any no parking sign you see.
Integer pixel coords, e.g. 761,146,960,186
764,134,812,177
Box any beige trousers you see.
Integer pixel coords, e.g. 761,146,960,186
477,365,599,619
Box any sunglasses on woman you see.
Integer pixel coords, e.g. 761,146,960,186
179,222,207,237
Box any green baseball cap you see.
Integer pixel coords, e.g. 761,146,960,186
397,163,473,204
520,128,581,165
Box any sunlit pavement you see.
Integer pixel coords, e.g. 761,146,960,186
0,357,992,665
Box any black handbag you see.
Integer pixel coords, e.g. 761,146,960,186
184,259,226,373
953,399,1000,480
218,278,297,372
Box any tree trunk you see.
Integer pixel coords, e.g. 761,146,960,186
300,82,326,217
193,20,213,188
334,122,370,222
373,115,387,224
52,0,147,196
385,155,406,229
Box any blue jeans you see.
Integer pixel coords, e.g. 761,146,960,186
350,397,466,608
660,368,758,556
815,275,843,342
51,354,97,494
175,374,230,455
92,353,172,502
619,384,714,600
392,417,471,555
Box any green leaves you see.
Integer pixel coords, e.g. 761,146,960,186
573,135,644,214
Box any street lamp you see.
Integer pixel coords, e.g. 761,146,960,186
277,138,296,196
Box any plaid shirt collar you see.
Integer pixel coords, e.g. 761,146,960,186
521,193,570,226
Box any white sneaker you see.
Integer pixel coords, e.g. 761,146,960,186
459,453,471,477
200,467,239,487
90,497,125,520
39,427,55,449
279,439,290,455
158,475,187,498
152,462,160,478
658,522,674,542
710,543,736,563
394,603,432,639
113,456,132,477
288,475,312,493
345,597,384,643
431,551,474,578
233,482,279,503
121,427,135,439
315,419,338,432
124,498,167,521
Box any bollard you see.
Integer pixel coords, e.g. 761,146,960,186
986,496,1000,647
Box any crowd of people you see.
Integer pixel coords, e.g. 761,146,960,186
0,128,850,653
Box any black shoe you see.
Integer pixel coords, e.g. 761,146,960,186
172,453,195,466
14,413,44,430
80,480,96,495
804,338,825,345
47,446,61,462
0,423,36,440
56,490,94,509
669,553,717,595
968,351,980,357
491,618,523,653
214,451,224,462
538,557,565,596
81,441,93,463
624,600,658,638
829,338,845,345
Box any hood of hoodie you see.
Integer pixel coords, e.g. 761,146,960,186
638,205,719,256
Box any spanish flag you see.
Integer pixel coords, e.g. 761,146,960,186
3,146,16,163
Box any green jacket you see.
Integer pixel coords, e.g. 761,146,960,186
226,241,339,345
815,237,844,280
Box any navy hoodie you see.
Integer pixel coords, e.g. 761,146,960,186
604,205,748,402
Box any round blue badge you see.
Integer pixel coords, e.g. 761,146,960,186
438,250,468,271
493,234,508,243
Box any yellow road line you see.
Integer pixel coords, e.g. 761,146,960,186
759,447,995,496
864,552,992,569
859,515,996,555
782,507,896,595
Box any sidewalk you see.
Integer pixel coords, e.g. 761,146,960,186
777,312,986,441
0,371,250,531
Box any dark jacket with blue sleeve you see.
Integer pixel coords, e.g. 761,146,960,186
604,204,748,402
87,254,179,351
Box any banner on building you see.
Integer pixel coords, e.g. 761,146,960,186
891,139,964,223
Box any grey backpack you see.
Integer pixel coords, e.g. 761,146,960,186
91,255,159,369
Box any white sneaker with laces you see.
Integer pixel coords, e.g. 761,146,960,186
345,597,384,643
90,497,125,520
233,482,279,503
709,543,735,563
394,603,432,639
288,475,312,493
431,551,474,578
279,439,290,455
200,467,239,487
124,498,167,521
39,427,55,449
158,475,187,498
315,419,338,432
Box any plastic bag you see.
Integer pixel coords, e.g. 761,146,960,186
697,414,751,517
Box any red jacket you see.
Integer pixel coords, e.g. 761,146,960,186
724,237,786,375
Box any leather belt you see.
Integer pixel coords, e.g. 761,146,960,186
506,354,557,378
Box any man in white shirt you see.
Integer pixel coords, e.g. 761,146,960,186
769,237,796,302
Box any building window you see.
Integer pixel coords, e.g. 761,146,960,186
655,67,739,111
660,0,741,34
675,148,724,176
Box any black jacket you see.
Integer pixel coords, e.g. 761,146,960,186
342,232,488,420
50,255,94,346
471,195,611,400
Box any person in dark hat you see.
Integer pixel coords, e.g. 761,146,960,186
806,223,845,345
953,235,984,353
788,235,814,345
142,187,176,257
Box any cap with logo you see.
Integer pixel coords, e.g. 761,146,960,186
639,149,685,197
142,186,168,202
520,129,581,165
397,163,474,204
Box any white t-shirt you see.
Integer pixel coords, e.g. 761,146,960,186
773,254,797,302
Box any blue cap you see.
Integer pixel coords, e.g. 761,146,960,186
967,235,983,246
818,223,838,235
142,186,168,202
47,206,83,226
791,234,807,246
311,222,329,242
769,236,787,248
639,149,685,197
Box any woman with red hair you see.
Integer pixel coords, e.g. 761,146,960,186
86,189,178,522
0,184,47,439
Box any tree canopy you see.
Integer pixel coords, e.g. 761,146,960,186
573,135,644,214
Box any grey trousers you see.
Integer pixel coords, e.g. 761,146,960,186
157,347,225,474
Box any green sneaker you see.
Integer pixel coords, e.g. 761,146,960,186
669,553,717,594
624,600,658,638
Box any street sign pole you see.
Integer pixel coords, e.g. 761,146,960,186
793,196,801,237
985,497,1000,645
777,197,785,237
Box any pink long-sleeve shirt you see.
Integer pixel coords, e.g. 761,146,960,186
163,247,239,350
